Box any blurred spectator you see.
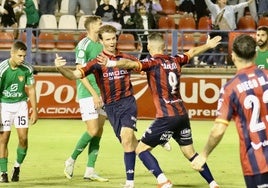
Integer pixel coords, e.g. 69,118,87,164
199,0,253,65
96,0,101,7
95,0,122,31
68,0,96,15
130,0,162,15
39,0,56,15
0,3,8,14
227,0,257,22
56,0,62,11
235,0,258,23
178,0,195,15
117,0,132,26
194,0,216,23
125,4,156,58
1,0,24,39
206,0,253,31
257,0,268,18
24,0,40,36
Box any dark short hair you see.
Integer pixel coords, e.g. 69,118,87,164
232,34,256,60
12,41,27,51
257,25,268,35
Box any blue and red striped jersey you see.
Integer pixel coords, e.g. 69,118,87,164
215,65,268,176
80,51,138,104
140,53,190,118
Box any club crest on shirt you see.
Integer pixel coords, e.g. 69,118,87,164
18,76,24,82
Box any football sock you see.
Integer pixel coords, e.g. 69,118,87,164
87,136,101,167
189,153,214,184
124,151,136,181
84,167,94,177
125,180,134,186
138,151,163,178
17,147,27,164
157,173,169,184
71,132,92,160
14,161,20,168
0,158,8,173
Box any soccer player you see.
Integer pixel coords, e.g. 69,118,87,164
255,26,268,69
191,34,268,188
0,41,38,182
99,32,221,188
63,15,108,182
55,25,139,188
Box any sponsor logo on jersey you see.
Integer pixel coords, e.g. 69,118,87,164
18,76,24,82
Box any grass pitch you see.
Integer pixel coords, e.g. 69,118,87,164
6,119,244,188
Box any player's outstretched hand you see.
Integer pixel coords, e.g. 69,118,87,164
191,154,206,172
55,53,67,67
206,35,222,49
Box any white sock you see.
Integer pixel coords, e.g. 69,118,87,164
67,157,75,164
157,173,168,184
125,180,134,186
84,167,94,177
209,180,219,188
14,161,20,168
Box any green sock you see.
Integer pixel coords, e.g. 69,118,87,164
87,136,101,167
17,147,28,164
0,158,8,173
71,132,92,160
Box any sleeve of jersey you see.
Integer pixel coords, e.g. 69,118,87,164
175,53,190,65
120,53,142,71
214,89,232,126
78,59,96,78
27,73,35,85
26,64,35,85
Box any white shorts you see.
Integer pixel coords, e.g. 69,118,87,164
0,101,29,132
79,97,106,121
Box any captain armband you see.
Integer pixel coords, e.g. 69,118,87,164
106,60,117,67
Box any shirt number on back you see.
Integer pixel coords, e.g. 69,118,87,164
244,90,268,132
168,72,178,94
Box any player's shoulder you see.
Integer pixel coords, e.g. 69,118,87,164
21,61,34,72
119,53,138,60
77,37,92,49
0,59,10,73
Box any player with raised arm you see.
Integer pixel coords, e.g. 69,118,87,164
99,32,221,188
191,34,268,188
0,41,38,183
55,25,139,188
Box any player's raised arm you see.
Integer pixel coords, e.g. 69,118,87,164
97,52,141,70
186,35,222,59
110,59,141,69
54,53,83,80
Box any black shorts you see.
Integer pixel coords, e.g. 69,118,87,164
141,114,193,148
105,96,137,142
244,172,268,188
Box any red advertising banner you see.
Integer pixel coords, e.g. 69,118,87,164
33,74,231,120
